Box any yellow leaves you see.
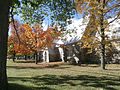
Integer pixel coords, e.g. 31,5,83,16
75,0,85,13
89,1,95,7
80,14,100,51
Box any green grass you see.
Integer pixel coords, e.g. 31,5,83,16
7,60,120,90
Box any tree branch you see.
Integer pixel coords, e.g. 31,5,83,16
10,6,21,44
104,3,120,15
108,14,120,24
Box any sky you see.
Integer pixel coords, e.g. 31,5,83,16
13,12,120,45
13,13,86,44
14,11,82,29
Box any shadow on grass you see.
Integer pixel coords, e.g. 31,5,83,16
7,64,70,69
107,68,120,71
14,60,35,63
8,83,32,90
9,74,120,90
81,64,100,67
7,65,59,69
8,83,56,90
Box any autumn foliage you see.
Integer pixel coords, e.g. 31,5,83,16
8,21,60,55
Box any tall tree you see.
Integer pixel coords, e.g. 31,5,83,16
9,21,60,63
76,0,120,69
0,1,10,89
0,0,71,89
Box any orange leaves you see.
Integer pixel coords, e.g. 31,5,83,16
13,44,31,54
41,27,61,47
22,24,32,31
32,23,43,33
8,21,60,55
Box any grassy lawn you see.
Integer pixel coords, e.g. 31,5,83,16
7,60,120,90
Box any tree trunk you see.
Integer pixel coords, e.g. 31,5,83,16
0,1,10,90
38,52,41,62
35,52,38,64
100,28,106,70
63,48,67,62
12,51,16,62
100,0,106,70
24,55,27,60
33,53,36,60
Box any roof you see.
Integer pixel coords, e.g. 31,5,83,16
54,36,81,45
63,36,81,45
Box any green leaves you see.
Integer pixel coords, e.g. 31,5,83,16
11,0,20,6
13,0,76,26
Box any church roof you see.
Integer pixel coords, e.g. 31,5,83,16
54,36,81,45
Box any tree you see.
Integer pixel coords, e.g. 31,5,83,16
15,0,75,27
76,0,120,69
0,1,10,89
81,15,98,49
1,0,70,89
8,21,61,63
